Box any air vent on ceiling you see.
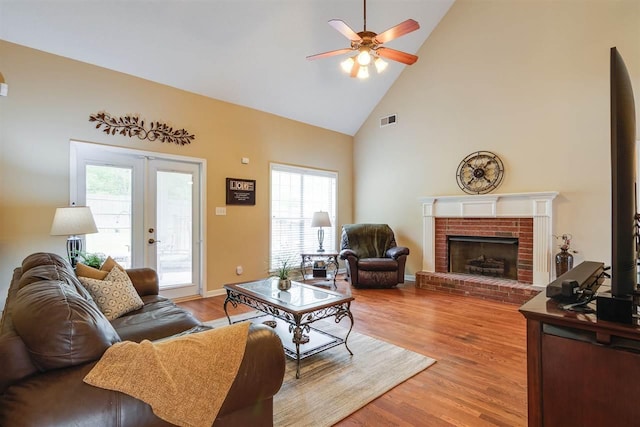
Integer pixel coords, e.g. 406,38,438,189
380,114,397,128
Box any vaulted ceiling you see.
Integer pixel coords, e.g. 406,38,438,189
0,0,454,135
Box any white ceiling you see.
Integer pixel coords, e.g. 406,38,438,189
0,0,454,136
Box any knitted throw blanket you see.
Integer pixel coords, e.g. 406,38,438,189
84,322,250,427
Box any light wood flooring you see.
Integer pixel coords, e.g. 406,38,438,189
178,278,528,427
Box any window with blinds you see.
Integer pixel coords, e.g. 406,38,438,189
270,163,337,270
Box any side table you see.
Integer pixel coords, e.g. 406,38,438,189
299,252,339,287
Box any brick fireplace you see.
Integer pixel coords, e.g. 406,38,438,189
437,217,533,283
416,192,558,304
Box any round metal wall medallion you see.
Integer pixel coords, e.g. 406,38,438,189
456,151,505,195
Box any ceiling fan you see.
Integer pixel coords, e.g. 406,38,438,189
306,0,420,79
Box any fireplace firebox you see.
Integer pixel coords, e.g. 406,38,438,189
448,236,519,280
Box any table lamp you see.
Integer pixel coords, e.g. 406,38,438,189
311,211,331,253
50,206,98,267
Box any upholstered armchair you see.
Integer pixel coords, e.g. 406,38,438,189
339,224,410,289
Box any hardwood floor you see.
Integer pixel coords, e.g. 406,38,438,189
178,278,528,427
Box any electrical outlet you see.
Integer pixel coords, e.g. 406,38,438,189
236,265,243,275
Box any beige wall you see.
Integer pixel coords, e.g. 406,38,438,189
0,41,353,310
354,0,640,277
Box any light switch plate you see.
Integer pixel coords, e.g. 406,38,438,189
215,207,226,215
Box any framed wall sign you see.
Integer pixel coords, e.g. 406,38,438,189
226,178,256,205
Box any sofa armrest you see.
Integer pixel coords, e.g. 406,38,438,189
0,325,286,427
386,246,410,260
0,361,174,427
0,333,39,394
126,268,159,297
339,249,359,260
217,324,285,416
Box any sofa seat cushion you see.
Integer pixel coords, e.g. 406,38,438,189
12,280,121,371
78,267,144,321
111,296,201,342
357,258,399,272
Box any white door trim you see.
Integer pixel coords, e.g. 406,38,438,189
70,140,207,299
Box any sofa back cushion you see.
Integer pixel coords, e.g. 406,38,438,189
20,252,68,272
341,224,397,258
12,280,121,371
18,252,94,300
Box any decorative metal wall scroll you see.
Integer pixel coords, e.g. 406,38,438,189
89,112,195,145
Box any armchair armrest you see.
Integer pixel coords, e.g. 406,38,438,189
339,249,359,260
386,246,410,260
125,268,159,297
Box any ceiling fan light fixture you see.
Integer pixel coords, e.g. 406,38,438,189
357,66,369,79
374,56,388,73
357,49,372,66
307,0,420,78
341,56,355,73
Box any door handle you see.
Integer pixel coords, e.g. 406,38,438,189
148,238,161,244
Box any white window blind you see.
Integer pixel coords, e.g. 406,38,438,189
270,163,337,270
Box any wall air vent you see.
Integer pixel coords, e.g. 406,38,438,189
380,114,397,128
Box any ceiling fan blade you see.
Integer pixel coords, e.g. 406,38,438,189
306,48,354,61
328,19,362,42
374,19,420,44
350,61,360,78
376,47,418,65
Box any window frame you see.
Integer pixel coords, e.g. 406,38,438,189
269,163,338,271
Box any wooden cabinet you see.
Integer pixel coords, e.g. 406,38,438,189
520,290,640,426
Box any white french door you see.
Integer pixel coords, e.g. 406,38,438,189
71,141,204,299
146,160,200,298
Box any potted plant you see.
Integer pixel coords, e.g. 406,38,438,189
77,252,107,269
274,258,295,290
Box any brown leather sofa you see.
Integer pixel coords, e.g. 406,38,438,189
0,252,285,427
339,224,410,288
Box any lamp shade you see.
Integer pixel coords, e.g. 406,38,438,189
311,211,331,228
50,206,98,236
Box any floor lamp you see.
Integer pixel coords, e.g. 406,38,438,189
311,211,331,253
50,206,98,267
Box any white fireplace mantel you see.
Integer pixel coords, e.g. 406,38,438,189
419,191,559,287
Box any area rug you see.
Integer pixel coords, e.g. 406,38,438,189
205,312,436,427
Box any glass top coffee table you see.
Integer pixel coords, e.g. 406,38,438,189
224,278,354,378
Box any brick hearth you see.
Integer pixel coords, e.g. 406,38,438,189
416,272,540,305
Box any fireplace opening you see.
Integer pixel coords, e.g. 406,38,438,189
448,236,519,280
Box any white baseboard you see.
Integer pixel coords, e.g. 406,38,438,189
206,288,227,298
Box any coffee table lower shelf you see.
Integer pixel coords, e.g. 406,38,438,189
232,313,350,371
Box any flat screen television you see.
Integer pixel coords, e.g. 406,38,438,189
610,46,637,298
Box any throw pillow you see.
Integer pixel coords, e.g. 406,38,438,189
79,267,144,321
76,262,109,280
100,256,125,273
